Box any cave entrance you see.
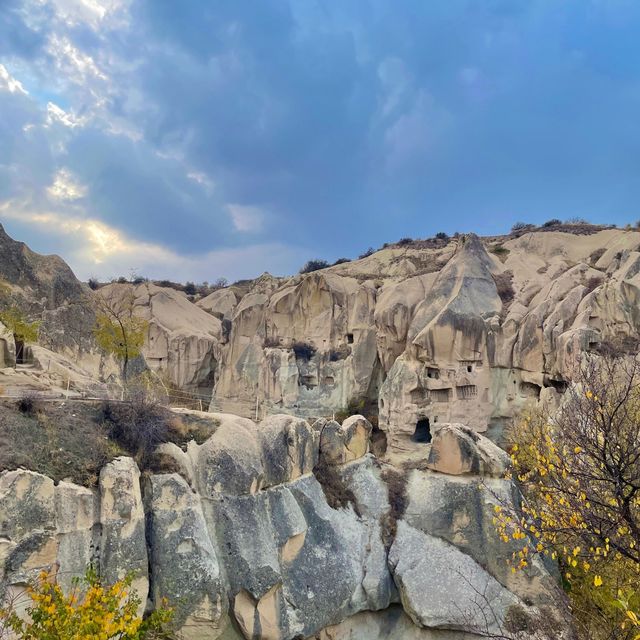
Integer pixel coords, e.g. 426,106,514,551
15,338,25,365
413,417,431,443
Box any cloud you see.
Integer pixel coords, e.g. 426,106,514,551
0,204,307,281
1,0,640,282
47,168,87,200
227,204,265,233
0,63,28,94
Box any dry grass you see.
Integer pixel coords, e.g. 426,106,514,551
0,400,118,486
0,398,220,486
380,464,408,548
313,459,361,516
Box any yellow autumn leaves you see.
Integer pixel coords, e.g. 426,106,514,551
0,567,172,640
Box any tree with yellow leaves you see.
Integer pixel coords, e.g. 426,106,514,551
494,342,640,639
94,288,148,381
0,567,172,640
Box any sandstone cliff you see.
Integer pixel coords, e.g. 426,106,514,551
202,227,638,462
1,224,637,465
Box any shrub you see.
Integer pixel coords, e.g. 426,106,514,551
100,387,171,468
16,392,38,415
329,344,351,361
584,276,603,293
183,281,197,296
332,257,351,266
589,247,606,264
495,352,640,639
292,341,316,361
334,397,367,423
0,566,173,640
116,276,128,284
434,232,449,240
380,466,408,547
565,217,589,225
264,336,281,348
397,237,413,246
87,277,100,290
542,218,562,228
0,307,40,343
313,458,360,515
511,221,531,232
490,245,510,261
493,271,515,307
358,247,375,259
299,259,330,274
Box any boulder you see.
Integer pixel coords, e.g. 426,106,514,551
259,414,318,487
146,474,226,638
389,520,521,634
426,423,510,477
319,415,372,465
99,457,148,608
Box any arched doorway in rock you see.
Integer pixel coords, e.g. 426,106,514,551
413,417,431,443
15,338,25,365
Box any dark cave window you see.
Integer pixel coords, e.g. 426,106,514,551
413,418,431,443
467,365,473,373
346,333,354,344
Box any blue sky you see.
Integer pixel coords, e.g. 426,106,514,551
0,0,637,282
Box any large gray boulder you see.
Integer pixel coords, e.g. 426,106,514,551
99,457,148,609
146,473,227,639
389,520,521,634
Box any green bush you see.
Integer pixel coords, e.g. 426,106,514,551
299,259,330,274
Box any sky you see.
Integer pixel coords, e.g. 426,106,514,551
0,0,638,283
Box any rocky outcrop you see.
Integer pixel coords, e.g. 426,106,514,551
1,414,568,640
96,282,224,393
194,228,640,463
2,224,637,463
426,423,510,477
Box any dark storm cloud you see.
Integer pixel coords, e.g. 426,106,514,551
1,0,640,279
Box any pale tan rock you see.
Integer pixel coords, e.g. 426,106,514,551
319,415,372,465
426,423,510,477
99,457,148,609
97,282,223,392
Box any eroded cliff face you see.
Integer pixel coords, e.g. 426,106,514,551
204,229,640,462
0,412,569,640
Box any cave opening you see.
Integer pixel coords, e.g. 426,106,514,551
15,338,25,365
413,417,431,443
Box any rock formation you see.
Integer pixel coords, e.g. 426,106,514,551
0,412,570,639
200,227,640,463
2,223,637,462
96,282,224,393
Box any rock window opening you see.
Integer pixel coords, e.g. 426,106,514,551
413,418,431,443
346,333,354,344
427,367,440,379
467,365,473,373
457,385,478,399
430,388,451,403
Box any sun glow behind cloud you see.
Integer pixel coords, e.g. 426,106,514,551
0,202,306,281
